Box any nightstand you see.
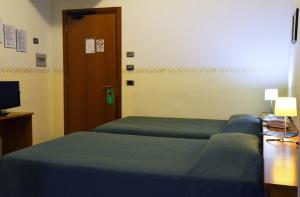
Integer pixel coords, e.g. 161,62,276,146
263,125,298,197
0,112,33,155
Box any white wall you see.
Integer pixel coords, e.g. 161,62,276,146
286,4,299,196
289,0,300,129
51,0,294,124
0,0,54,144
0,0,295,142
0,0,52,68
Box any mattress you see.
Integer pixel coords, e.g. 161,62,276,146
93,116,228,139
0,132,263,197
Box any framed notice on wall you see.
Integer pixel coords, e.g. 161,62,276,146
0,19,3,44
3,24,16,48
16,29,27,52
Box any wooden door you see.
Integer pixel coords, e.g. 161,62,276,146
63,8,121,134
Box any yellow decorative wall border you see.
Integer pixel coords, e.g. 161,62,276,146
0,67,50,73
52,68,63,73
0,66,257,75
122,66,257,74
0,67,63,74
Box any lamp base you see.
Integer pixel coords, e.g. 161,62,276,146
266,138,295,143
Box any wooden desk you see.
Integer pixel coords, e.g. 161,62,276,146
0,112,33,155
263,126,298,197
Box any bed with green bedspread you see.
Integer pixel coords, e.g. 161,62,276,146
0,132,262,197
93,116,228,139
93,114,262,139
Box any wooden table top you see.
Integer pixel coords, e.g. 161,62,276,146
0,112,33,121
263,131,298,188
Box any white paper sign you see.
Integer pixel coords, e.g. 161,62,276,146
16,29,27,52
96,39,104,52
3,24,16,48
0,19,3,44
85,39,95,54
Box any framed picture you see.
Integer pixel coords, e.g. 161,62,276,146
292,8,299,44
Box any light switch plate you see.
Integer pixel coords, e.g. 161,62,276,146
33,38,39,44
126,65,134,71
126,52,134,58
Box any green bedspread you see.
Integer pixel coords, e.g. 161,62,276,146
93,116,227,139
0,132,262,197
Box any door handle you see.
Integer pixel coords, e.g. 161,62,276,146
102,85,113,89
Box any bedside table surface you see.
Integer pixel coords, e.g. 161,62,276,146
263,133,298,188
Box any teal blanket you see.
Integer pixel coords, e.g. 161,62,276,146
93,116,227,139
0,132,262,197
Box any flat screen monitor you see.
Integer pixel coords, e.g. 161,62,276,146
0,81,21,116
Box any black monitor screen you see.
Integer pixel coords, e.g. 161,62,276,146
0,81,21,110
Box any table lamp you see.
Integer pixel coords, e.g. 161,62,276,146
264,89,278,114
270,97,297,142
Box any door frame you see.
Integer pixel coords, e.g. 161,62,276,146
62,7,122,134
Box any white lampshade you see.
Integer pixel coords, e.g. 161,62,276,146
274,97,297,117
264,89,278,101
